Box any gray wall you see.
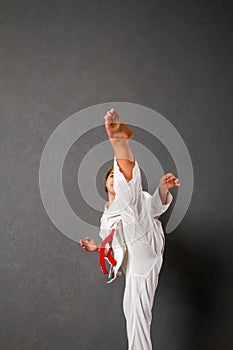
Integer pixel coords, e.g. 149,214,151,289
1,0,232,349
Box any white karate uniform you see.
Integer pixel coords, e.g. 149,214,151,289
99,158,173,350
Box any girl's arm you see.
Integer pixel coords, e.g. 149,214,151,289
159,173,180,204
79,237,108,256
148,172,179,218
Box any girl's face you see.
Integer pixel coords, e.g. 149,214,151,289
105,171,115,195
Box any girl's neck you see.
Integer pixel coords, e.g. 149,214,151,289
107,192,115,205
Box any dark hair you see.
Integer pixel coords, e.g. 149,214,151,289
104,166,114,192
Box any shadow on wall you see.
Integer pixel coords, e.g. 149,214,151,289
152,225,232,350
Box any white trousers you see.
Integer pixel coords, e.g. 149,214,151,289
123,252,162,350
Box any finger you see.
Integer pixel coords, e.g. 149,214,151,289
171,179,179,185
166,175,175,181
164,174,173,179
164,173,174,178
105,113,113,122
165,176,176,182
106,116,113,125
107,109,114,117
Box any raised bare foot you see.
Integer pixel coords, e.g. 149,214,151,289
104,108,133,140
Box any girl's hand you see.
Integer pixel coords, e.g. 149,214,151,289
79,237,99,253
159,173,180,190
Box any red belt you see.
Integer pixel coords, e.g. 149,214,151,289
99,228,117,274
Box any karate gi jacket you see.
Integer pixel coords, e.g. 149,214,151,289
99,158,173,283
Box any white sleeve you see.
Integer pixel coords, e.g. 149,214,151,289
144,187,173,218
113,157,144,206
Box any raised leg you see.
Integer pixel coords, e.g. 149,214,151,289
105,108,135,181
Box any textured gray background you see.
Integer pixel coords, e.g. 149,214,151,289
1,0,233,349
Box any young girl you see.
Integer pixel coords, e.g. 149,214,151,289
80,108,180,350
